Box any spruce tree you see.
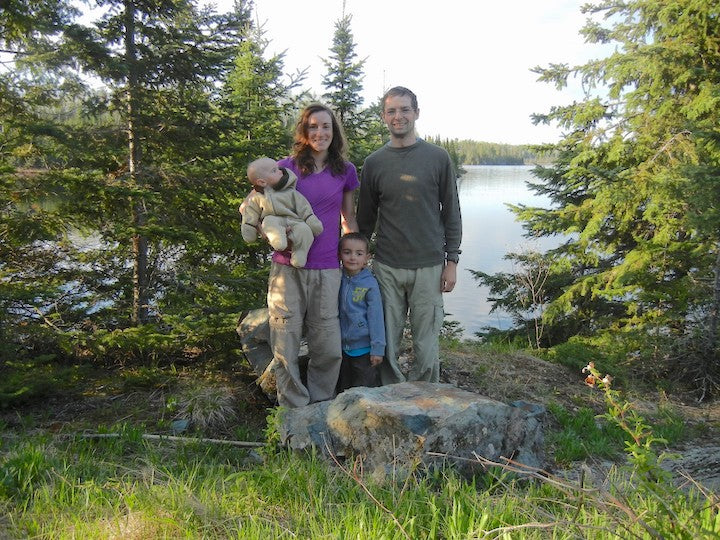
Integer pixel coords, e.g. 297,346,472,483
0,0,294,362
481,0,720,397
321,14,365,130
321,12,383,167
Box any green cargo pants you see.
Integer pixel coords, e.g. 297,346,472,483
267,262,342,408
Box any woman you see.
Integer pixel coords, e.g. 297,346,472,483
270,104,358,408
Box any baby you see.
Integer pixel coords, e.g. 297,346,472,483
240,157,323,268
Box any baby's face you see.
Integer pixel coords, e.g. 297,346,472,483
260,160,284,187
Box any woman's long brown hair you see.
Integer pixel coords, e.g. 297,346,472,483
291,103,348,177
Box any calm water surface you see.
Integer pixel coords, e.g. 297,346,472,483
444,165,558,338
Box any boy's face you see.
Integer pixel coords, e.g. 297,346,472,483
339,238,369,276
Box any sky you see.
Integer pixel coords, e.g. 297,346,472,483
207,0,610,145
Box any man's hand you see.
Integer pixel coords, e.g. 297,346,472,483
441,261,457,292
370,355,383,366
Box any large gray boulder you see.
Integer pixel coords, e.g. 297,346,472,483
236,309,276,399
279,381,545,479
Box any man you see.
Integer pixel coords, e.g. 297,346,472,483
357,86,462,385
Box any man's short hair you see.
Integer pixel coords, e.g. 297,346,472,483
382,86,418,111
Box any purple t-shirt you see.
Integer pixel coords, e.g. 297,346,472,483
273,157,359,269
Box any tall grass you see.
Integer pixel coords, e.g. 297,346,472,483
1,353,717,538
1,426,718,539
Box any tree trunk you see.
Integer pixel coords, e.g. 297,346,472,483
709,240,720,357
125,0,148,325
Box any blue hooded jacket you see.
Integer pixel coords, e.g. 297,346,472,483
339,267,386,357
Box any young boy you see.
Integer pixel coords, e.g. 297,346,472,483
336,232,385,392
239,157,323,268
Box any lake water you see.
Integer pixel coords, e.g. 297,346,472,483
444,165,558,338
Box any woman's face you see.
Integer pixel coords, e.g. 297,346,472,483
306,110,333,154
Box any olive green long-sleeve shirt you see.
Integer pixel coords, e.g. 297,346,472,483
357,138,462,269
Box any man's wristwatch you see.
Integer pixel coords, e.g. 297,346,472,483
446,252,460,264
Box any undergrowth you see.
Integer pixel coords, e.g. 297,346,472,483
0,342,717,538
1,423,717,539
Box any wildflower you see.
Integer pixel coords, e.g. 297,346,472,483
584,374,597,387
601,374,613,387
582,361,595,374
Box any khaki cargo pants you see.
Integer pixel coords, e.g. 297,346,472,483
267,262,342,408
373,261,444,385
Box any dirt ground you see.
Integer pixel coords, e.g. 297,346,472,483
439,344,720,426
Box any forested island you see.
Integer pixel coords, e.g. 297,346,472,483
456,140,538,165
427,137,542,166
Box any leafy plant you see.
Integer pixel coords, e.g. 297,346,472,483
261,406,285,458
440,319,464,345
579,361,714,538
582,362,673,479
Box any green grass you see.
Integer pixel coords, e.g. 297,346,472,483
547,403,626,464
547,401,689,465
1,342,716,538
439,333,526,356
1,426,717,539
0,355,94,408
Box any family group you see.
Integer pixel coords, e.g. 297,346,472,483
239,87,462,408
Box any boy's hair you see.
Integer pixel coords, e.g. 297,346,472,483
339,232,370,253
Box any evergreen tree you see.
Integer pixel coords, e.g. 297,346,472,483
320,12,383,167
85,0,251,325
428,136,464,177
321,14,364,130
1,0,293,363
478,0,720,397
223,34,296,168
0,0,99,357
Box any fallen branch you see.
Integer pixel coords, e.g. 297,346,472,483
70,432,265,448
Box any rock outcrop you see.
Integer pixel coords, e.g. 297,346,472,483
279,381,545,479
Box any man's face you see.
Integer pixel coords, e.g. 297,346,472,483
382,94,419,139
